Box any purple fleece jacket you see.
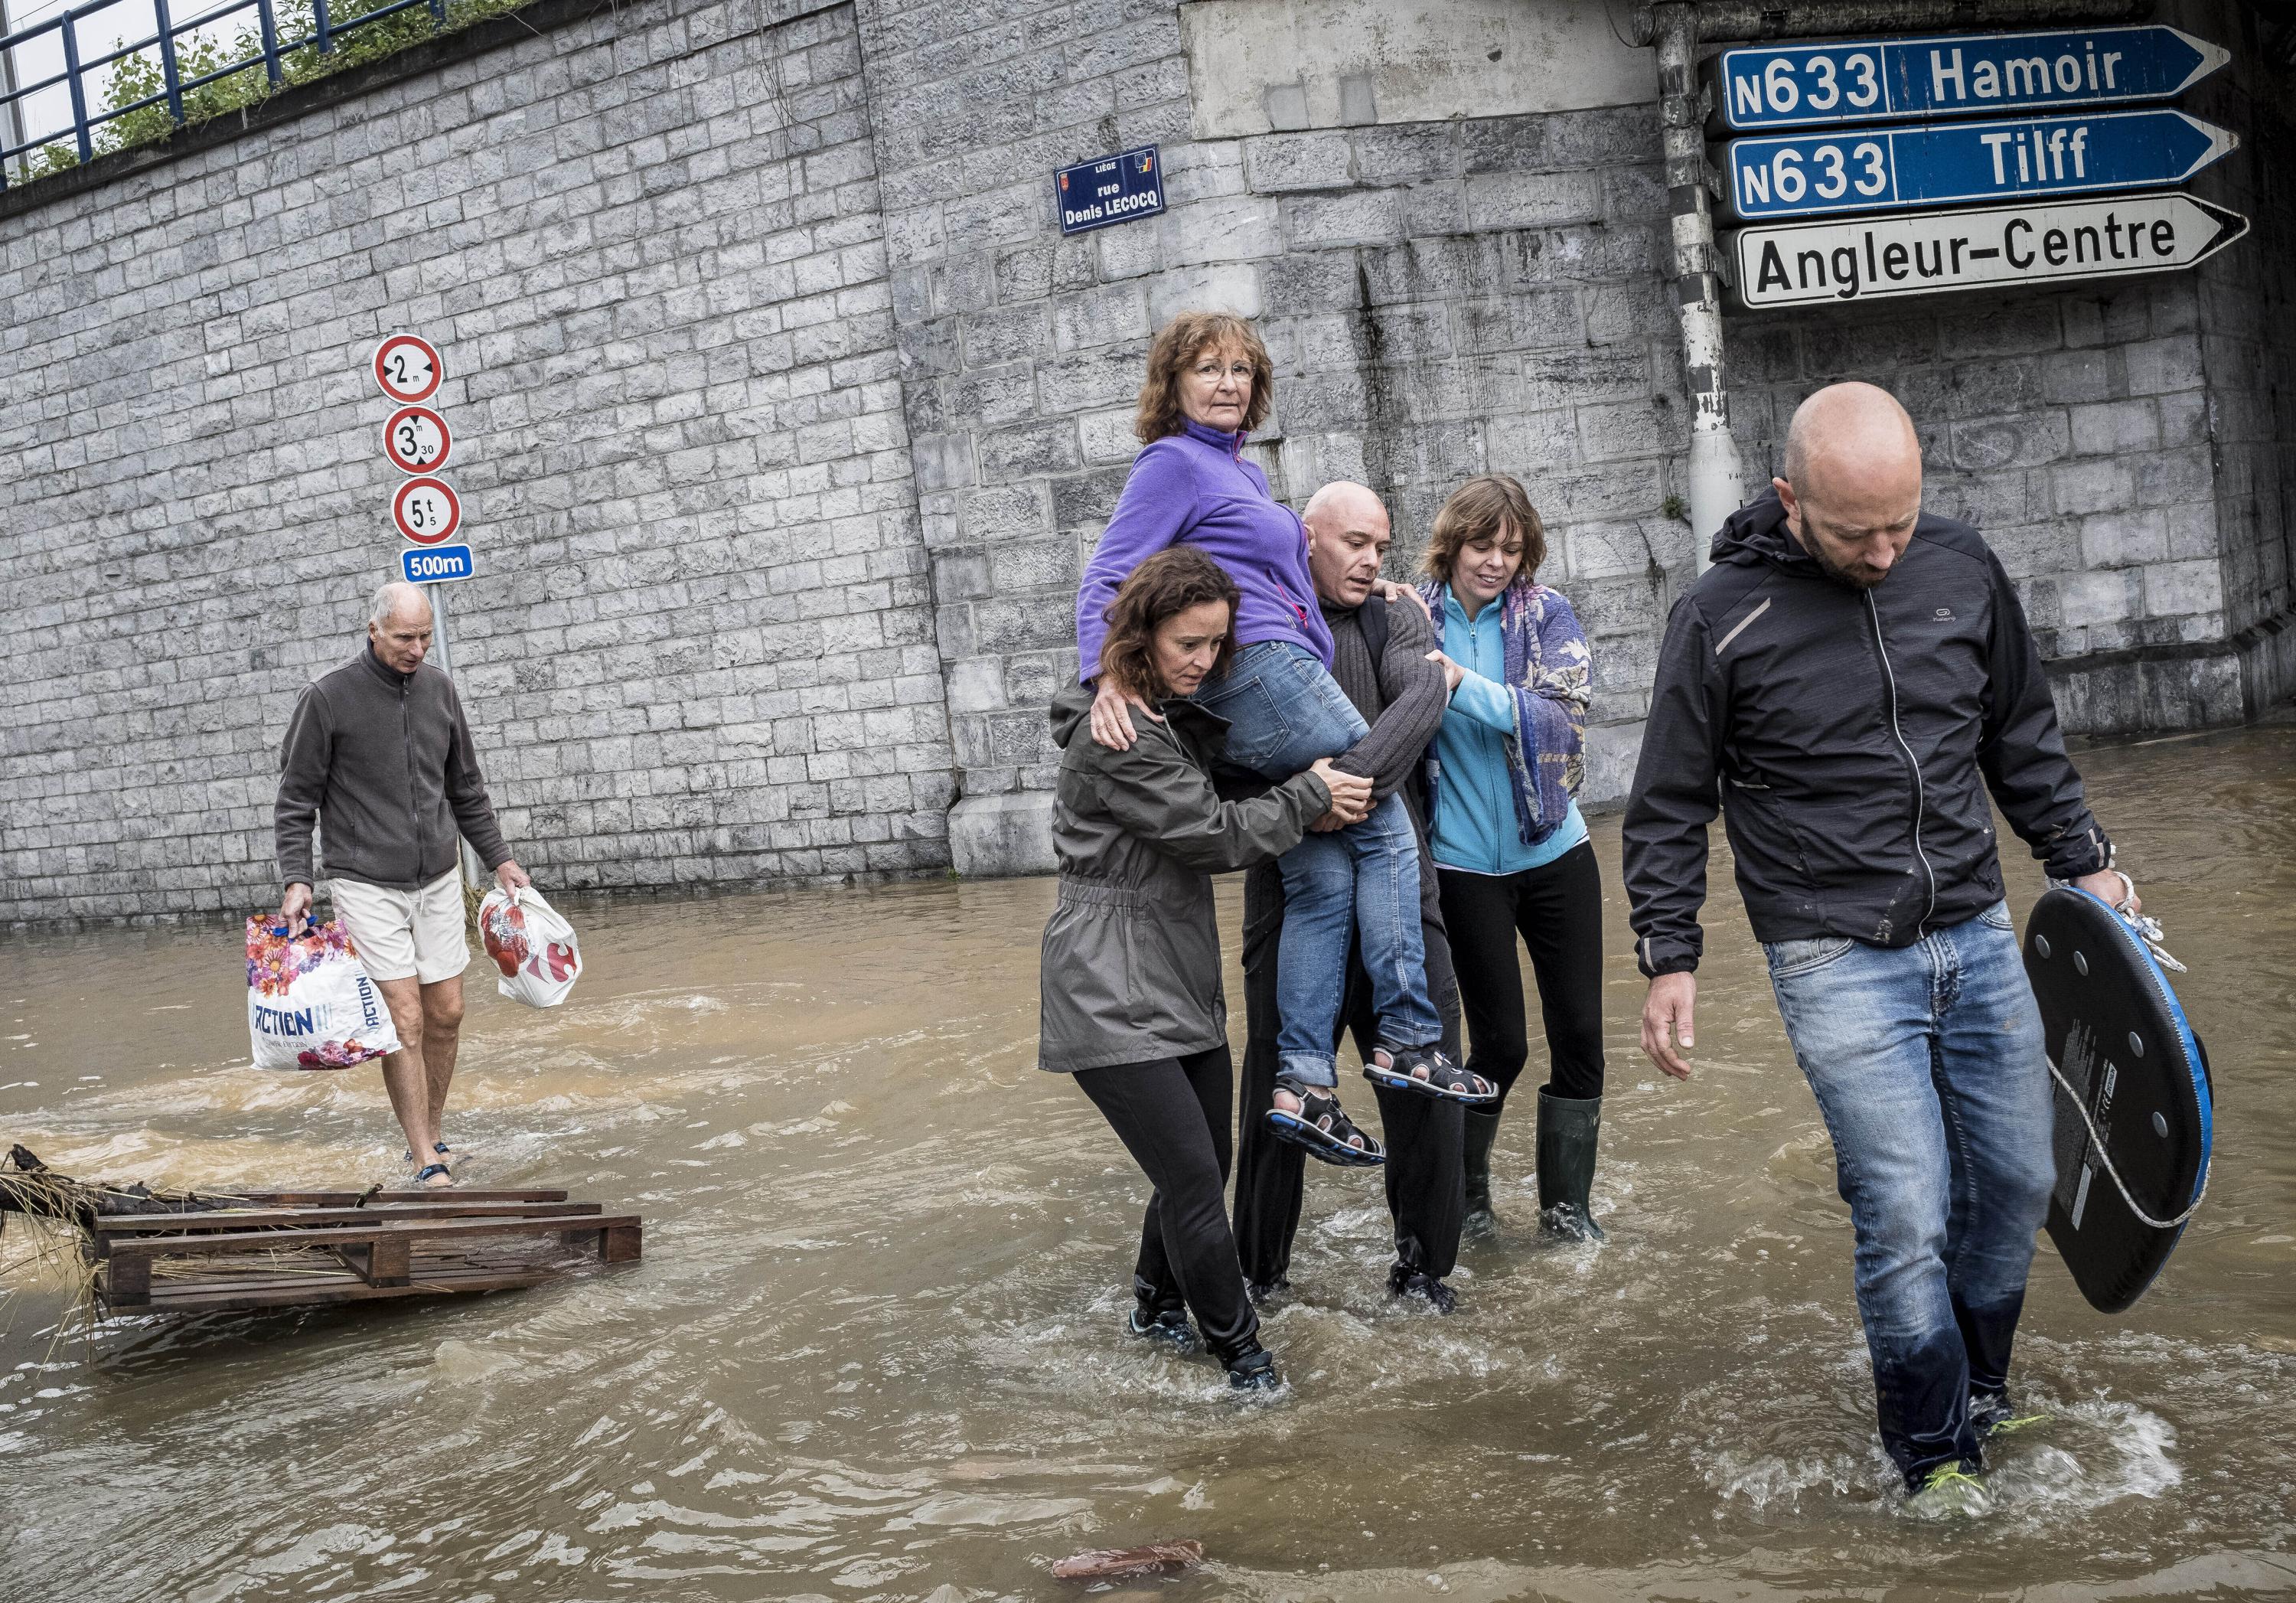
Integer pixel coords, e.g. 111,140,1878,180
1075,419,1334,683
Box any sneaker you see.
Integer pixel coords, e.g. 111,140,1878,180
1969,1392,2047,1438
1386,1262,1459,1313
1225,1345,1281,1391
1124,1305,1199,1354
1906,1464,1991,1517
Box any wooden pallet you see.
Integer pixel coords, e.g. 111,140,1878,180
91,1188,642,1314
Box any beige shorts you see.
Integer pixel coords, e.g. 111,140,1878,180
331,869,470,985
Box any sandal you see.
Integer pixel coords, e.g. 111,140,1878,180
1266,1082,1385,1168
403,1142,455,1168
1365,1044,1496,1105
413,1163,455,1190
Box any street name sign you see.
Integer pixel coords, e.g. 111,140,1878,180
1730,191,2249,308
392,476,462,545
1055,145,1165,236
1727,108,2237,220
372,333,444,404
382,405,452,474
1714,25,2230,130
400,543,476,585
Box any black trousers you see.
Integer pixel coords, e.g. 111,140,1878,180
1437,841,1607,1109
1073,1046,1257,1360
1233,861,1466,1290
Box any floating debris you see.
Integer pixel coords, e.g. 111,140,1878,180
0,1144,641,1323
1049,1539,1204,1580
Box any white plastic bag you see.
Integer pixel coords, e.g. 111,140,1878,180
245,916,402,1071
478,886,583,1007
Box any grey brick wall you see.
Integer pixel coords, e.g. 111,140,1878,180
2183,0,2296,714
858,0,1687,872
1,0,957,925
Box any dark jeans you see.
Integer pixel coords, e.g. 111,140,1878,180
1437,841,1606,1108
1764,905,2055,1487
1233,860,1465,1290
1074,1046,1258,1360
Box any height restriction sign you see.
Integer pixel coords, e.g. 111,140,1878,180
382,405,452,473
393,477,462,545
372,334,444,404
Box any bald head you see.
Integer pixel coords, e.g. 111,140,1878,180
1775,383,1923,589
1302,481,1393,609
367,580,435,673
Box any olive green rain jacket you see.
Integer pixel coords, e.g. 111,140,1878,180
1036,681,1331,1073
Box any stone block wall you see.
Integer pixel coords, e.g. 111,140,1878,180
859,0,1685,873
2183,0,2296,713
0,0,956,924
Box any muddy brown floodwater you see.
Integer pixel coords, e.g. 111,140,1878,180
3,726,2294,1602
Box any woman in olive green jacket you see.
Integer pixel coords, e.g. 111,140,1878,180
1041,547,1369,1389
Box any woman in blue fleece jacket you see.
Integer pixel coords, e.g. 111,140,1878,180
1417,475,1607,1242
1075,312,1493,1167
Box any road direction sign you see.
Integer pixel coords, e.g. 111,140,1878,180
372,334,444,404
1730,191,2249,309
382,405,452,474
400,543,476,586
1714,26,2231,130
392,476,462,545
1726,109,2237,220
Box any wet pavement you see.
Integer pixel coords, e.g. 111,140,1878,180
2,725,2293,1601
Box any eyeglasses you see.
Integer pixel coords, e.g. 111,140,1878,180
1191,361,1255,381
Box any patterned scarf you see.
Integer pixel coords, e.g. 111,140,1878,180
1417,579,1593,846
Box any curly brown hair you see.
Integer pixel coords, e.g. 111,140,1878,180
1133,312,1274,443
1421,474,1548,590
1096,547,1241,697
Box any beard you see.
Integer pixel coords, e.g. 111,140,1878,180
1800,531,1888,590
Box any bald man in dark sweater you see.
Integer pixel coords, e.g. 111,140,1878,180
1232,482,1467,1309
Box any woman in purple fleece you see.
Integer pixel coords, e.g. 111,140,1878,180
1075,312,1495,1165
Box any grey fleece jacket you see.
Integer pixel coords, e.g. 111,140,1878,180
276,646,511,891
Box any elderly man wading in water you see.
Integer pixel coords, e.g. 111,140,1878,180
1624,382,2135,1505
275,582,530,1188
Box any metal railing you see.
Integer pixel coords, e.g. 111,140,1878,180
0,0,446,190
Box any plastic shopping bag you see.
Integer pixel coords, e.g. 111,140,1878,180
478,886,582,1008
245,916,402,1071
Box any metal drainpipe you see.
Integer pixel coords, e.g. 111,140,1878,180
1652,2,1741,572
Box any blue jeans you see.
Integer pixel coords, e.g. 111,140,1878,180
1193,642,1441,1085
1764,903,2056,1488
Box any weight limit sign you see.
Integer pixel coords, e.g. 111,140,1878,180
393,477,463,545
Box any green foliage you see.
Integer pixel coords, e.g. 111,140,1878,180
12,0,535,184
1660,493,1691,524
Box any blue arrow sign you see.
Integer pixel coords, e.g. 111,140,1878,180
1726,109,2238,220
1715,25,2231,130
400,544,475,585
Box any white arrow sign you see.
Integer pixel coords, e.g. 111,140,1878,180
1730,191,2247,308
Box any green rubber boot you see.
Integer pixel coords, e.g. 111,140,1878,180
1535,1089,1605,1242
1462,1107,1501,1236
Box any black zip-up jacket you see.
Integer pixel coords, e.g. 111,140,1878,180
1623,490,2111,976
276,646,510,890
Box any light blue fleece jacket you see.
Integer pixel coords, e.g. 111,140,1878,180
1430,586,1588,875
